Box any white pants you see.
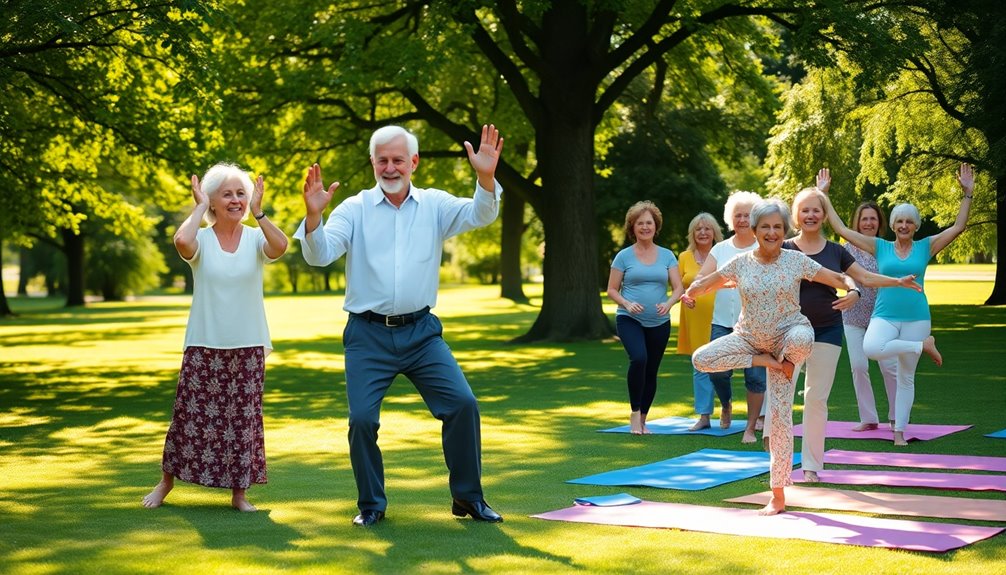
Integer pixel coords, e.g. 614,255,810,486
844,325,898,424
793,341,843,473
862,318,930,432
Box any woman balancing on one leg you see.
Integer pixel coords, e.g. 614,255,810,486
683,199,919,515
819,164,974,446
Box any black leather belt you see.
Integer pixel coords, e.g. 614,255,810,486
353,306,430,327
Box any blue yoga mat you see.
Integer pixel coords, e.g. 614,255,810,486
599,415,746,436
573,493,642,506
986,428,1006,439
568,448,802,491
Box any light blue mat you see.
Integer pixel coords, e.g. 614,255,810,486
573,493,642,506
568,448,802,491
986,428,1006,439
599,415,746,436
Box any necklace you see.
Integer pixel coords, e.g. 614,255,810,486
693,249,709,265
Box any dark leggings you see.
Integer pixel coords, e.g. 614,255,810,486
616,315,671,413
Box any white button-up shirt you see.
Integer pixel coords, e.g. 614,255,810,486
294,182,501,315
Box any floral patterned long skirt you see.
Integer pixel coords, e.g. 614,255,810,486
161,346,267,489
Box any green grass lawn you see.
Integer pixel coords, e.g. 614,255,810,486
1,282,1004,574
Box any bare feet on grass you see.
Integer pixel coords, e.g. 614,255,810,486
852,422,879,432
142,477,174,509
741,428,758,444
922,336,942,366
232,489,257,512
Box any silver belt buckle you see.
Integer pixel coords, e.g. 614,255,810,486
385,314,404,327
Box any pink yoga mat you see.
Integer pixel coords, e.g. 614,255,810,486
532,501,1002,552
791,469,1006,491
824,449,1006,472
793,421,971,441
727,486,1006,521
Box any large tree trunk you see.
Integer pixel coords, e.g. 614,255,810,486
0,237,13,316
500,192,527,302
63,228,86,307
17,246,30,295
515,8,613,341
985,176,1005,304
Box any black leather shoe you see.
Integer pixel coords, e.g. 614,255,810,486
352,509,385,527
451,498,503,522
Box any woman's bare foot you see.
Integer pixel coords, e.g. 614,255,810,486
719,403,733,429
142,478,173,509
640,412,652,434
689,415,711,431
759,490,786,516
630,411,643,435
922,336,942,366
893,431,908,446
741,428,758,444
852,422,879,432
232,490,257,512
803,470,820,483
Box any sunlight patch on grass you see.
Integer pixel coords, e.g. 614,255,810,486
0,408,52,427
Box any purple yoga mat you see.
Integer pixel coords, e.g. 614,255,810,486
793,421,971,441
824,449,1006,472
532,501,1003,552
792,469,1006,491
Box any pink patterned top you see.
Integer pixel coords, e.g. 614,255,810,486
718,250,822,342
841,242,878,329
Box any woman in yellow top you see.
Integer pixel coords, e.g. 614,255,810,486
677,213,725,431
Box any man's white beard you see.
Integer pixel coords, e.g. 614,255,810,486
378,176,404,195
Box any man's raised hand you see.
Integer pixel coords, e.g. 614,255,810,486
304,163,340,217
464,124,503,188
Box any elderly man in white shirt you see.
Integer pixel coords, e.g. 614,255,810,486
294,124,504,527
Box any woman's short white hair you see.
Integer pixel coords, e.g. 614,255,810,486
750,198,792,236
723,191,763,231
201,162,254,225
370,126,419,158
889,203,921,229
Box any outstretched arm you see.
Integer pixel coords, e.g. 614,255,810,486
928,163,974,257
814,267,920,294
817,168,876,254
681,270,728,308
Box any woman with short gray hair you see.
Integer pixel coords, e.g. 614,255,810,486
819,164,975,446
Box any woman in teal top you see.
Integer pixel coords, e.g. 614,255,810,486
607,201,684,434
820,164,975,445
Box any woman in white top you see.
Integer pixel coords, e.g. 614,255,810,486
143,163,288,512
689,191,766,443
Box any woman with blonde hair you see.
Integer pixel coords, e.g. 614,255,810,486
676,212,726,431
607,201,685,434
